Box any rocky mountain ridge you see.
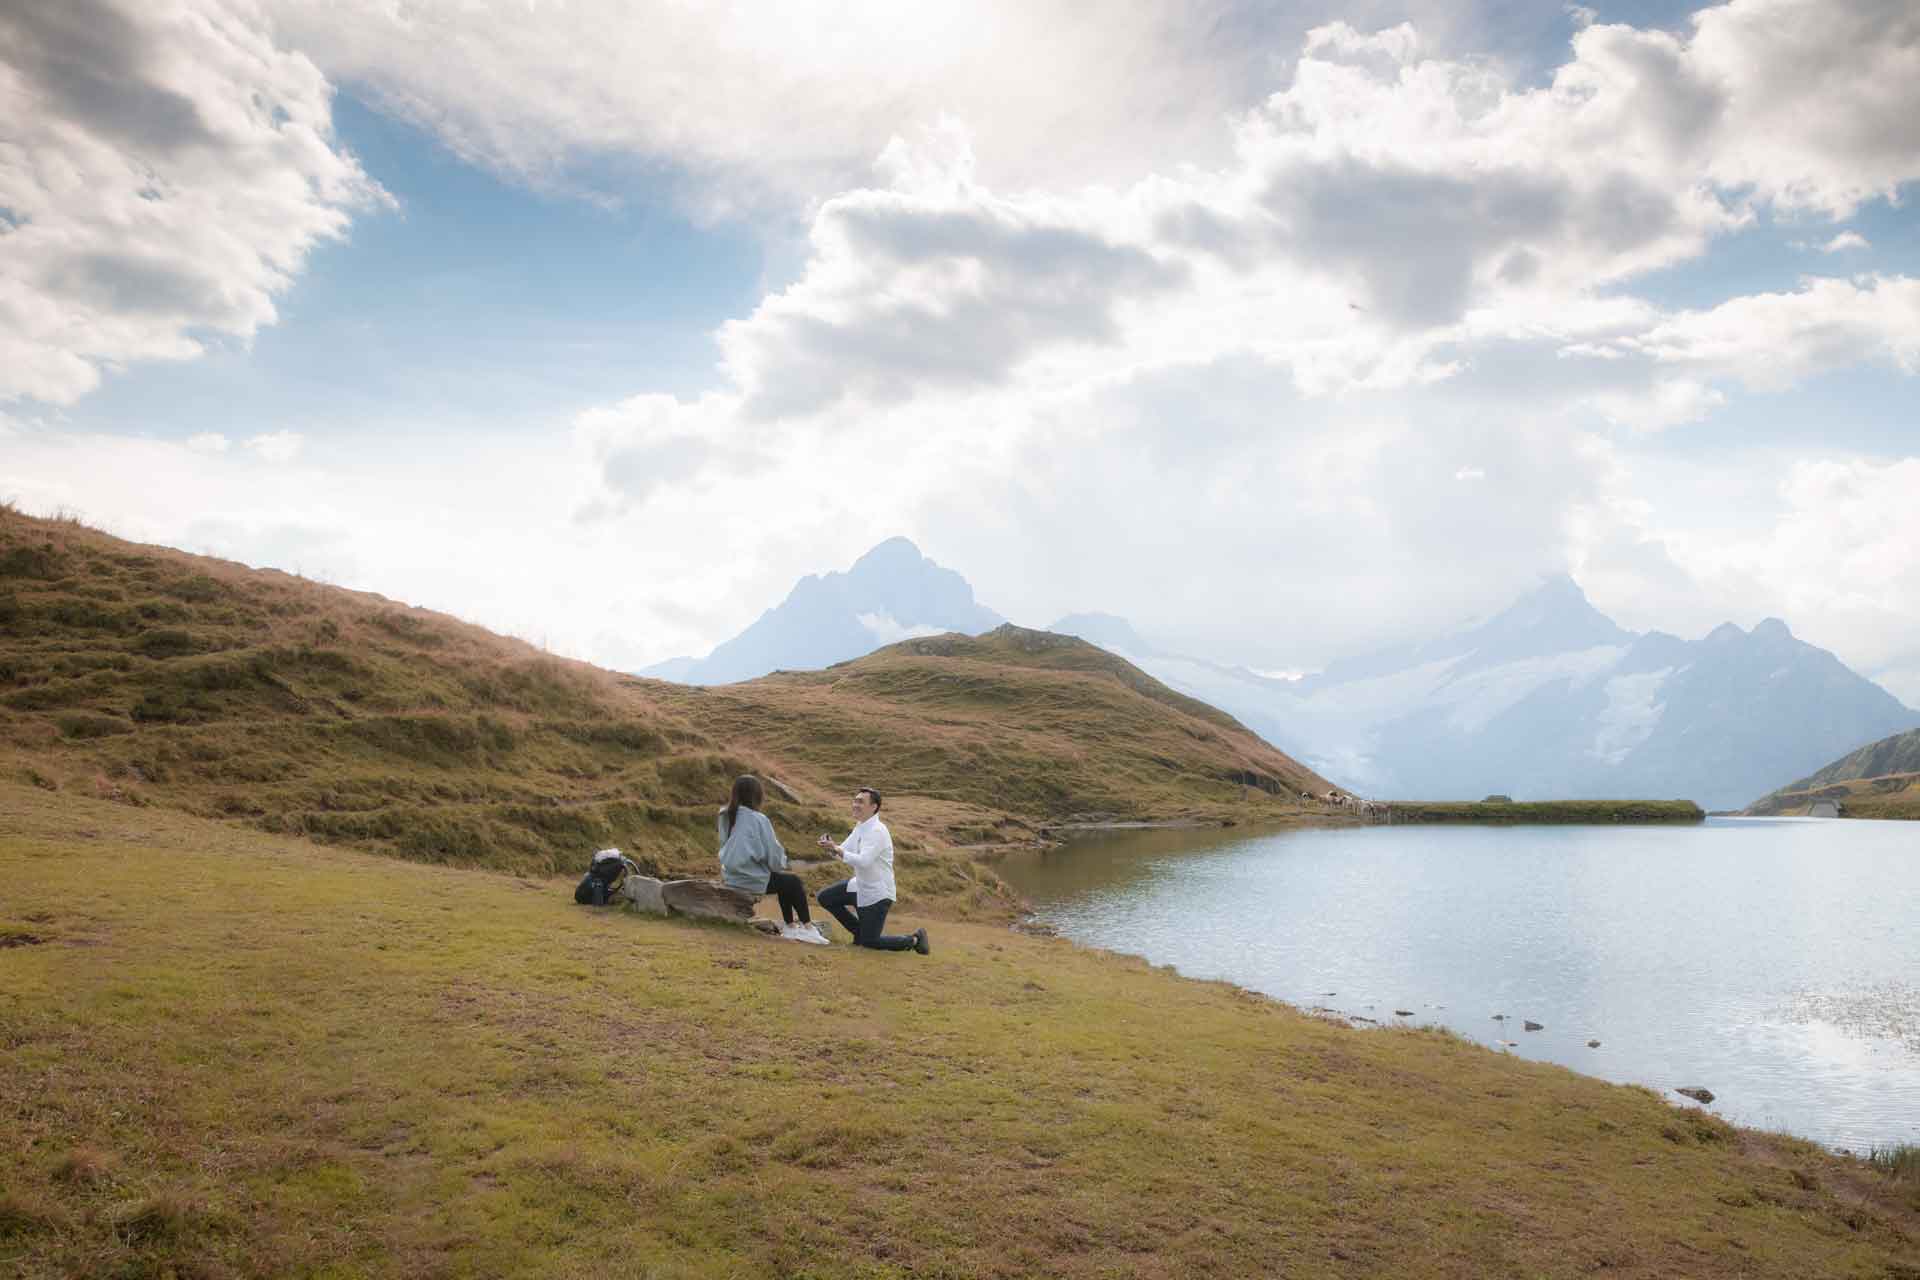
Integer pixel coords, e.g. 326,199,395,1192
640,537,1003,684
644,541,1917,811
1093,580,1917,811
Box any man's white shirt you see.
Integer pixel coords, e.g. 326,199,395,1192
836,814,895,906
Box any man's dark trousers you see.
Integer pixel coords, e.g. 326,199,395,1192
817,879,915,950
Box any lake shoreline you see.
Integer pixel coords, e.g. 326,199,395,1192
998,817,1919,1155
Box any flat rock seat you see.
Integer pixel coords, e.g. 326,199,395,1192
620,875,757,924
618,874,667,915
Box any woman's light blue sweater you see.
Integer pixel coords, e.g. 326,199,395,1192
717,807,787,892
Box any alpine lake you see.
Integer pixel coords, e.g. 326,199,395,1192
995,816,1920,1152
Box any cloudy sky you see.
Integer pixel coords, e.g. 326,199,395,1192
4,0,1918,698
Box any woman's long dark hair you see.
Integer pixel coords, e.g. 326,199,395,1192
722,774,764,837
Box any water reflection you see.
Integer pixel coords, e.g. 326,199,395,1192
998,818,1920,1151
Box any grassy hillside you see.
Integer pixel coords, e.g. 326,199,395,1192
4,784,1916,1279
1746,728,1920,819
649,627,1331,842
0,508,1332,913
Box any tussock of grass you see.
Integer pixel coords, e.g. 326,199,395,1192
0,509,1333,917
4,784,1919,1278
51,1147,119,1188
1870,1143,1920,1182
0,1191,63,1240
107,1194,205,1247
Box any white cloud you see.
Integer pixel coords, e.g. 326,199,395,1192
1212,2,1920,331
1568,446,1920,709
244,430,304,462
680,0,1920,436
1821,231,1871,253
10,0,1920,704
253,0,1920,233
1303,21,1423,66
1617,275,1920,389
186,432,231,454
719,125,1188,419
1553,275,1920,431
0,0,389,406
0,423,777,669
571,392,755,516
1680,0,1920,217
1681,456,1920,698
260,0,1301,212
549,5,1920,677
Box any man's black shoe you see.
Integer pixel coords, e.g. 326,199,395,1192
913,928,930,956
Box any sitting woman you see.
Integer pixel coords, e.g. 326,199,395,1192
718,774,826,943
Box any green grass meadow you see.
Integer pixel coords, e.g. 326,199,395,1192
5,784,1917,1279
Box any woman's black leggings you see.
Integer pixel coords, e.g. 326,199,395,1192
766,871,810,925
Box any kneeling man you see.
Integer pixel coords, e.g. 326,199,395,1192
816,787,929,955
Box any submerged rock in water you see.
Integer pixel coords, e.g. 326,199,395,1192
1523,1020,1544,1032
1587,1039,1602,1049
1677,1086,1716,1104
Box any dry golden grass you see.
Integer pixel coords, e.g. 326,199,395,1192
1747,773,1920,820
0,509,1333,919
648,628,1331,831
1746,728,1920,820
4,783,1918,1279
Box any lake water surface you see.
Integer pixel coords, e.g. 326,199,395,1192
996,818,1919,1151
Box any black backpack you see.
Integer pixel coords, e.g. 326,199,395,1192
574,848,638,906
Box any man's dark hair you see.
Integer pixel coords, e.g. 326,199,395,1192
855,786,882,812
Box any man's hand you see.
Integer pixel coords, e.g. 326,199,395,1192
817,834,837,852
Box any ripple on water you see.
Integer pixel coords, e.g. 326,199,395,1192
1778,981,1920,1058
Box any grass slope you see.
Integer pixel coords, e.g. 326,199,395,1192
1747,729,1920,819
645,628,1330,843
4,785,1917,1279
0,509,1331,915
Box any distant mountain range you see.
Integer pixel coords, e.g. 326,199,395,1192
639,537,1003,685
640,541,1920,811
1073,576,1918,811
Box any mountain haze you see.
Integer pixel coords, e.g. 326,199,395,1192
1047,612,1161,656
639,543,1914,811
1071,580,1918,812
640,537,1003,684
